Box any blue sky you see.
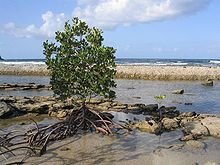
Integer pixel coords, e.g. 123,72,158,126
0,0,219,59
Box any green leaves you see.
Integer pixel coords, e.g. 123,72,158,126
43,17,117,101
154,95,166,100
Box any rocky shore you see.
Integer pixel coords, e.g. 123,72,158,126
1,63,220,80
1,95,220,141
1,82,220,164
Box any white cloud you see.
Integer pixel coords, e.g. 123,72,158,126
3,11,66,38
2,0,212,38
73,0,212,29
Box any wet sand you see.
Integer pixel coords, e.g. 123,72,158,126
1,64,220,80
2,133,220,165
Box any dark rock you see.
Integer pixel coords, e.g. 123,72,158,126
0,101,25,118
101,112,114,119
132,96,141,99
172,89,184,94
127,87,135,90
142,104,158,113
185,103,193,105
60,147,71,151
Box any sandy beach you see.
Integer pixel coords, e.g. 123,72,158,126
0,64,220,80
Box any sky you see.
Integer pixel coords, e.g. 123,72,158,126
0,0,220,59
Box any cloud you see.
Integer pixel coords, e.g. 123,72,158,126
3,11,66,38
73,0,212,29
2,0,212,38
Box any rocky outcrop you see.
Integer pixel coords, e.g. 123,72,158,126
0,83,50,90
1,95,220,141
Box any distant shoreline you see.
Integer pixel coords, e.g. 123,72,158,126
0,63,220,81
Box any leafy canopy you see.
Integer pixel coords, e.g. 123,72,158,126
43,17,116,100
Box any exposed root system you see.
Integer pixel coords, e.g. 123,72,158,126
0,105,127,164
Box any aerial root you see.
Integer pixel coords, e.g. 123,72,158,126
0,105,128,163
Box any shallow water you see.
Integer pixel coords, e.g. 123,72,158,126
1,76,220,164
0,75,220,114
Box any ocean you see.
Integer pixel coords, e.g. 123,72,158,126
0,58,220,115
0,58,220,66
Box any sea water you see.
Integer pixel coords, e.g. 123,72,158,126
1,75,220,164
0,75,220,115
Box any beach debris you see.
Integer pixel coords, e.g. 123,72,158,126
172,89,184,94
201,79,213,86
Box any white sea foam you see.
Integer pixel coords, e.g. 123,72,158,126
209,60,220,64
0,61,45,65
118,62,188,66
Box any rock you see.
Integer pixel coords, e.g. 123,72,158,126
162,118,179,130
180,134,195,141
186,140,205,149
0,96,16,103
179,112,197,118
112,105,127,109
98,101,112,107
101,112,114,119
183,121,209,137
0,101,25,118
164,106,176,111
57,110,68,119
202,79,213,86
0,101,14,118
132,96,141,99
95,105,109,111
60,147,71,151
135,120,160,134
127,106,142,114
201,117,220,138
184,102,193,105
172,89,184,94
145,104,158,111
86,98,103,104
25,101,54,114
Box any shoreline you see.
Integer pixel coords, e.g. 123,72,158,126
0,64,220,80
